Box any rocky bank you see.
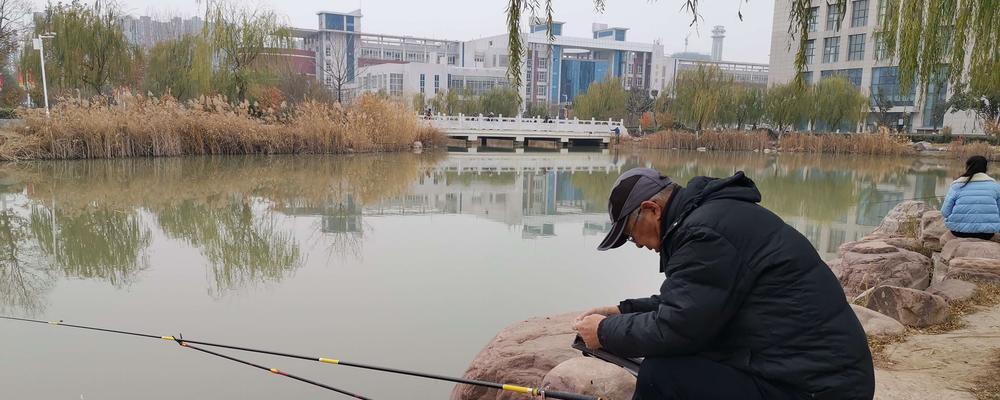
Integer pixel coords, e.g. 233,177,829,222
450,201,1000,400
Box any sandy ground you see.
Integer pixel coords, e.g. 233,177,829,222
875,304,1000,400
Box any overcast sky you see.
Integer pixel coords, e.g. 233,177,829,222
31,0,776,63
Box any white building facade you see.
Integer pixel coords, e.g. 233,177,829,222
768,0,984,133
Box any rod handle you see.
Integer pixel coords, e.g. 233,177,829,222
541,389,601,400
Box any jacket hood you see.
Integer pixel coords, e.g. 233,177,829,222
953,172,996,184
660,172,761,248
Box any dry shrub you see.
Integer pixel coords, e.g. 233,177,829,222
644,130,769,152
779,131,913,156
0,92,443,161
971,349,1000,400
951,142,1000,161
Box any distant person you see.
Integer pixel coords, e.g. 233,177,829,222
573,168,874,399
612,126,621,144
941,155,1000,240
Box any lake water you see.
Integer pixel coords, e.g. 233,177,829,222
0,149,975,399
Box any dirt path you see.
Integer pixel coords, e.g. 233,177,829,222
875,304,1000,399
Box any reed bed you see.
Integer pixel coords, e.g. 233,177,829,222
779,132,914,156
950,142,1000,161
0,93,444,161
643,130,770,152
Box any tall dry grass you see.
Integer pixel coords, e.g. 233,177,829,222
643,130,770,152
0,92,443,161
779,132,914,156
950,142,1000,161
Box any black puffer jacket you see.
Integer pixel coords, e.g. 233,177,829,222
597,172,874,399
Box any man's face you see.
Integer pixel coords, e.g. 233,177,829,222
626,200,664,253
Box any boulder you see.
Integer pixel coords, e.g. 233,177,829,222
872,201,928,238
944,257,1000,283
541,357,636,400
931,252,948,285
838,240,931,297
863,286,950,328
850,304,906,337
919,211,947,252
826,258,843,280
925,279,977,304
450,313,580,400
885,237,925,254
940,238,1000,263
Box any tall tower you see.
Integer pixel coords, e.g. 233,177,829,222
711,25,726,61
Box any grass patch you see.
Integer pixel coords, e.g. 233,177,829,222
951,142,1000,161
0,93,444,161
643,129,770,152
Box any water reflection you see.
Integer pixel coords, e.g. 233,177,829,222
0,150,979,314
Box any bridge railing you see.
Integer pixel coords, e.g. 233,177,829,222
421,114,627,137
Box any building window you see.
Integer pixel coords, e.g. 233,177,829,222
873,34,887,60
823,37,840,63
807,7,819,32
827,3,843,31
848,34,866,61
805,39,816,64
877,0,888,25
325,47,331,57
434,75,440,94
870,66,915,106
851,0,869,27
390,73,403,97
419,74,425,94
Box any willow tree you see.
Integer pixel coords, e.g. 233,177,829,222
143,35,212,100
732,85,765,130
205,0,291,103
572,78,627,121
670,65,732,131
503,0,997,101
813,76,869,132
21,0,140,96
765,82,806,134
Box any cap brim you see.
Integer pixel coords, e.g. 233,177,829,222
597,217,629,251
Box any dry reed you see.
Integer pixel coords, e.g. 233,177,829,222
950,142,1000,161
0,92,444,161
779,132,914,156
643,130,770,152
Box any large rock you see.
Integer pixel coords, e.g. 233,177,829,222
850,304,906,337
873,201,928,238
919,211,947,252
826,258,844,280
931,252,948,285
451,313,581,400
541,357,636,400
944,257,1000,283
863,286,950,328
838,240,931,297
925,279,977,304
941,239,1000,262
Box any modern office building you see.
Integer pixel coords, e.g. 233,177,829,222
119,15,205,49
768,0,983,133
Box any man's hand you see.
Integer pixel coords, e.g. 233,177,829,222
572,314,605,350
574,305,620,325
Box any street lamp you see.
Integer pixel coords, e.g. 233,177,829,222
32,32,56,117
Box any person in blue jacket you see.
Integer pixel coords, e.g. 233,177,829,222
941,155,1000,240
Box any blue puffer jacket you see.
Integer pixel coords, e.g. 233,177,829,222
941,173,1000,234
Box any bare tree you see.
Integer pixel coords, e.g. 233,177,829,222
321,44,367,103
0,0,29,61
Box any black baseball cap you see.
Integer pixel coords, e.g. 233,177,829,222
597,168,673,251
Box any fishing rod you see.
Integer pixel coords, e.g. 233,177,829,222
1,316,601,400
0,316,369,399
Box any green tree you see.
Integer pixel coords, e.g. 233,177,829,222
670,65,732,131
732,85,765,130
813,76,869,132
625,87,655,127
412,93,426,113
142,35,211,100
477,87,520,117
205,0,291,102
21,0,140,96
765,82,806,134
572,78,626,121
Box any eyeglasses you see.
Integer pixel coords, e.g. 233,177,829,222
626,209,642,243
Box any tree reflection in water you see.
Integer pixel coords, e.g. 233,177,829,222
0,209,55,315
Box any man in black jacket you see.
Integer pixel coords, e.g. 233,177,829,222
572,168,874,399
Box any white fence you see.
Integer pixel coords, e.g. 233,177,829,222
422,114,627,140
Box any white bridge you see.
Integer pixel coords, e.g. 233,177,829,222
422,114,627,147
